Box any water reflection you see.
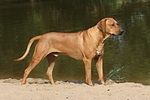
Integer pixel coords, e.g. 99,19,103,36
0,0,150,84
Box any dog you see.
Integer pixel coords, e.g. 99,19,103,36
14,18,123,86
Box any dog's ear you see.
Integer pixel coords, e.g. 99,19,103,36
97,19,107,33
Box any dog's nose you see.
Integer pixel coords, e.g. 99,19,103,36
120,30,124,35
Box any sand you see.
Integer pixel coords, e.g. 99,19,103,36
0,78,149,100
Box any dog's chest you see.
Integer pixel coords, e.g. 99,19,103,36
95,43,104,56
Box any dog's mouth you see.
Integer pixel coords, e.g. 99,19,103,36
109,30,124,36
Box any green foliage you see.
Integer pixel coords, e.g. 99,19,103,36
105,67,125,83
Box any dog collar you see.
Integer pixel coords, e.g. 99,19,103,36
96,51,103,55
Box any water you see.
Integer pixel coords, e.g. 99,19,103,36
0,0,150,85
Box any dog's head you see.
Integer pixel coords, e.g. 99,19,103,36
97,18,123,36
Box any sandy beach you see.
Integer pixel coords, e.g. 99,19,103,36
0,78,149,100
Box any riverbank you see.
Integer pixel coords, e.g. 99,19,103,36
0,78,149,100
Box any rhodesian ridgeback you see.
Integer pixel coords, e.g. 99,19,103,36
14,18,123,86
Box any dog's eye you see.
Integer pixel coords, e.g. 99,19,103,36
112,24,115,26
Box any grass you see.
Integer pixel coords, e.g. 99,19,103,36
105,66,125,83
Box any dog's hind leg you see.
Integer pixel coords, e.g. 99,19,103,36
21,57,41,85
21,42,49,85
46,54,57,85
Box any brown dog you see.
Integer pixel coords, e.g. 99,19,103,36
14,18,123,86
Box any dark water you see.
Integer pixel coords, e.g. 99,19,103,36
0,0,150,85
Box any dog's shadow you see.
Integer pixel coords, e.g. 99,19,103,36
28,80,105,85
28,79,116,85
28,80,87,85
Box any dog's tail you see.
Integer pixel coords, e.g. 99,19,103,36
14,35,41,61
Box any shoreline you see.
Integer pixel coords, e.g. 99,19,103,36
0,78,149,100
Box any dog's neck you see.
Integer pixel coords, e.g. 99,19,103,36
95,34,111,56
101,33,111,43
86,26,111,56
88,26,111,44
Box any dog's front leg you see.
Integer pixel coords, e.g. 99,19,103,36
83,58,93,86
95,56,106,85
